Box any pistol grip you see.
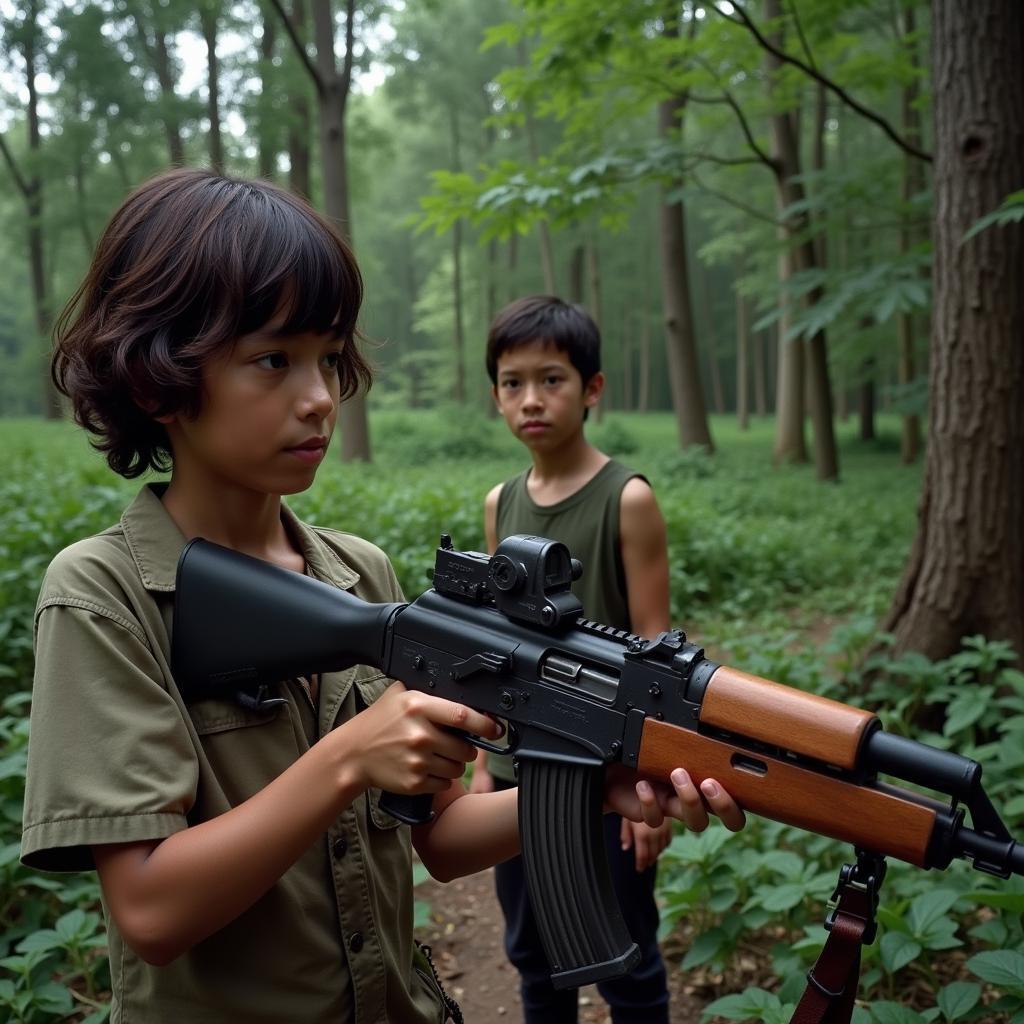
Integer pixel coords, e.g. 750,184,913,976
379,791,435,825
517,758,640,989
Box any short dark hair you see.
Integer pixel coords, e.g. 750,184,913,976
52,167,370,478
485,295,601,385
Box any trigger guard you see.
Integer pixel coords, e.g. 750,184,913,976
466,721,519,756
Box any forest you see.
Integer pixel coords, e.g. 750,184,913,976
1,0,1022,1022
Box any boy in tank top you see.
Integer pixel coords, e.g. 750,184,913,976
471,296,737,1024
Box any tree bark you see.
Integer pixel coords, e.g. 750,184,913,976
882,0,1024,662
898,3,924,464
772,246,806,463
658,94,713,452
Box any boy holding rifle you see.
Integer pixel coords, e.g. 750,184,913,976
20,171,744,1024
472,296,690,1024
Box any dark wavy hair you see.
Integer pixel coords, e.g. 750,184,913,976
52,168,370,478
485,295,601,386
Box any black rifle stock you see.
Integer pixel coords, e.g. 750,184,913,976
171,534,1024,990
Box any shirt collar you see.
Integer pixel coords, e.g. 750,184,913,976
121,483,361,593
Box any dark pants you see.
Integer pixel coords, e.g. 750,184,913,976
493,778,669,1024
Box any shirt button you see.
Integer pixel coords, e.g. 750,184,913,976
332,836,348,859
349,931,364,953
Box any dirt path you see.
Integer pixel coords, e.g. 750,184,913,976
416,868,708,1024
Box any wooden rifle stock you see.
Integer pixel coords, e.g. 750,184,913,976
638,663,941,867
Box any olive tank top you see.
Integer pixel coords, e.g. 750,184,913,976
487,459,642,781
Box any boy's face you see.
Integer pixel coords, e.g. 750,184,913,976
159,318,343,497
492,340,603,452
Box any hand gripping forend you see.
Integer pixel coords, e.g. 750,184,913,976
517,758,641,989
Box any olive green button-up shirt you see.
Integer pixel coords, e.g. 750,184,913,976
22,484,445,1024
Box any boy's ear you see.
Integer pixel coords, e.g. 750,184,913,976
583,371,605,408
491,383,501,408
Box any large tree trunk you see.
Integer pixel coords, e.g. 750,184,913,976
898,4,925,464
658,97,713,452
882,0,1024,662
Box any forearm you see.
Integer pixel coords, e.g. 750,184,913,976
413,785,520,882
95,734,363,964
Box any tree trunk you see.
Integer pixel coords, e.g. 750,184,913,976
736,266,750,430
287,0,312,197
773,246,806,463
766,0,838,479
883,0,1024,663
10,0,60,418
259,7,278,179
586,240,604,422
898,3,924,464
312,0,370,460
858,360,876,441
658,95,713,452
752,327,767,416
128,1,186,167
201,3,224,174
448,104,465,403
697,262,725,415
568,245,584,303
507,234,518,302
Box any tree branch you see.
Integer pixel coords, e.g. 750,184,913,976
268,0,324,96
0,133,30,199
786,0,818,71
690,170,783,226
711,2,932,162
684,151,768,169
720,86,779,173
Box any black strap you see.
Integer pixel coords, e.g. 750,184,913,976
791,851,886,1024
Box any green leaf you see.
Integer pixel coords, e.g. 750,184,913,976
683,929,728,970
942,694,988,736
967,950,1024,993
880,932,921,974
936,981,981,1022
702,988,781,1022
870,1001,929,1024
33,981,75,1014
756,882,808,912
908,889,960,935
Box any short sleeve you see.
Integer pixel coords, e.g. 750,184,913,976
21,602,197,872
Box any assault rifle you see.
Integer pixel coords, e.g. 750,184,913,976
172,533,1023,997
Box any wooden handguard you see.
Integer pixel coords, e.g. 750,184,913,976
637,719,938,866
701,666,877,770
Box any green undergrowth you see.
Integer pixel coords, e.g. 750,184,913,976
2,412,1021,1021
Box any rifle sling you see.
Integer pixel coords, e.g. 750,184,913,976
791,859,882,1024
